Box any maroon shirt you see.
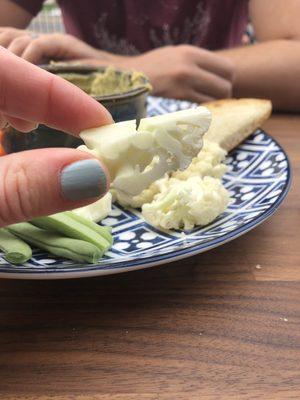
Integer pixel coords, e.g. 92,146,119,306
13,0,249,54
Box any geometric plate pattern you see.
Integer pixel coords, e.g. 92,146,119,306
0,96,291,279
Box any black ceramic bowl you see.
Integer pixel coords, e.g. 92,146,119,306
2,65,151,153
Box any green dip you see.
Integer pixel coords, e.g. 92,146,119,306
58,66,151,97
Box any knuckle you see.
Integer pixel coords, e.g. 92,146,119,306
32,36,43,45
0,31,13,42
178,44,195,58
50,33,61,41
172,66,191,82
12,36,27,45
178,44,192,52
27,37,45,52
1,29,21,41
49,33,66,44
220,80,233,98
223,58,235,81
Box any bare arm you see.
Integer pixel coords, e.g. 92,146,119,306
217,0,300,112
0,0,33,28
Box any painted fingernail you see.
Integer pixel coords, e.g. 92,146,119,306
60,159,107,201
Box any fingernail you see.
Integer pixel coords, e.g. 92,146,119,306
60,159,107,201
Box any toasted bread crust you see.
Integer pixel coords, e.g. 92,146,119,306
202,98,272,151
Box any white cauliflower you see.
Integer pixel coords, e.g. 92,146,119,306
142,176,230,230
78,108,230,231
116,140,228,209
79,107,211,202
172,140,227,180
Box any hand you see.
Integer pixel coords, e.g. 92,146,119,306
0,46,113,227
0,28,102,64
117,45,235,103
0,27,28,48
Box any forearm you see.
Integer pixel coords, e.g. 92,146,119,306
217,40,300,112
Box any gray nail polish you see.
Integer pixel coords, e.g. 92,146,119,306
60,159,107,201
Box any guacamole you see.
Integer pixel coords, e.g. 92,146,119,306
58,66,151,97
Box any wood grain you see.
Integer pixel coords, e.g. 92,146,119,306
0,115,299,400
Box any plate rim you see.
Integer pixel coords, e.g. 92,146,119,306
0,130,292,280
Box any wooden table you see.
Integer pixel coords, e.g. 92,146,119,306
0,115,299,400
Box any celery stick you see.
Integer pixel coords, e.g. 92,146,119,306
66,211,113,246
31,212,111,252
7,223,103,264
0,228,32,264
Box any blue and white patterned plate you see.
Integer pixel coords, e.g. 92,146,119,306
0,97,291,279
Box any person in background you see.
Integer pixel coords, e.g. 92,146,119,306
0,0,300,112
0,46,111,227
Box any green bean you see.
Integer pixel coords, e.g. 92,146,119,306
66,211,113,246
0,228,32,264
7,223,103,264
31,212,111,252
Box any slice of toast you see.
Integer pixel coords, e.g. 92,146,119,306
202,98,272,151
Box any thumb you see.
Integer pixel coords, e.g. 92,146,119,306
0,148,109,227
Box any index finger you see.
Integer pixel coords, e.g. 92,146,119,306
0,46,113,135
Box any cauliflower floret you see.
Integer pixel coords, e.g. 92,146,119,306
79,107,211,201
112,180,160,208
172,140,227,180
142,176,230,230
117,140,228,209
